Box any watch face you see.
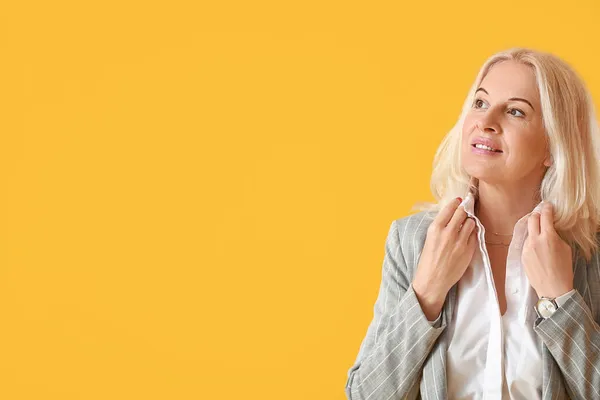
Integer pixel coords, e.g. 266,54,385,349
537,299,558,318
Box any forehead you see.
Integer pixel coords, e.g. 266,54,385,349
479,60,540,104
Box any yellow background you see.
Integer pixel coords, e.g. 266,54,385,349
0,0,598,399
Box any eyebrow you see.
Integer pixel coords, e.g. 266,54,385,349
475,87,535,112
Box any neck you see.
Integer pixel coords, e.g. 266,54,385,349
474,180,542,236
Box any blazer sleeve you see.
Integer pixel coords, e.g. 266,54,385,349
345,219,447,400
533,289,600,399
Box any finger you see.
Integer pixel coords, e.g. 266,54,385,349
448,202,469,232
467,225,478,249
528,211,540,238
435,197,463,227
458,218,476,242
540,202,555,235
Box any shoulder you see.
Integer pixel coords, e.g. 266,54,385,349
386,210,437,269
392,210,437,239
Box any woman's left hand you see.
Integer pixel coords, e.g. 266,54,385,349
522,201,574,298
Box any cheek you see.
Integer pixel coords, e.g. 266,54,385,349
461,119,476,147
462,115,476,133
505,136,547,166
512,127,546,151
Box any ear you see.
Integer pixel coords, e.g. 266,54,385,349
543,153,553,167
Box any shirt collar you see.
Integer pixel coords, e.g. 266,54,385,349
458,186,545,220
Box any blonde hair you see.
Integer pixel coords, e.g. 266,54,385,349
411,47,600,262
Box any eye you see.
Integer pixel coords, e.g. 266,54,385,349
509,108,525,118
473,98,486,109
473,98,526,118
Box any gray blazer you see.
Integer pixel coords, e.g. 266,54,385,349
345,210,600,400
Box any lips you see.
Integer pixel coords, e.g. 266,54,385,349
472,144,502,153
471,136,503,153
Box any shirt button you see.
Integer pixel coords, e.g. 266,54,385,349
512,287,519,294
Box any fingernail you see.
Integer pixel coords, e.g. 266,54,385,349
457,197,463,203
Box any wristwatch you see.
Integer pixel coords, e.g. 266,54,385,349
535,297,559,319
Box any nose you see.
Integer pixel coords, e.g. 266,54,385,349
476,110,501,134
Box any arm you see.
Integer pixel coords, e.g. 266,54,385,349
345,219,447,400
533,289,600,399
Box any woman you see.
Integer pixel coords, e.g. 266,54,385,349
344,48,600,400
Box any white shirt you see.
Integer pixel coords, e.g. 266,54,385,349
428,189,575,399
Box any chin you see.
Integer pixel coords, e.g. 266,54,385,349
463,163,505,183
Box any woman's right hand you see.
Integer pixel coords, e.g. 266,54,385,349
412,197,479,320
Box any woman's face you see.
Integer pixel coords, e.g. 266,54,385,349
461,60,551,185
